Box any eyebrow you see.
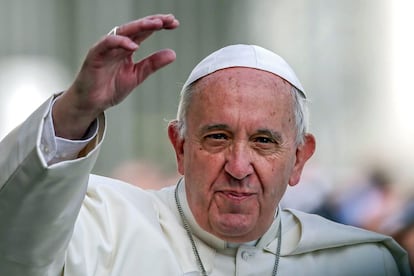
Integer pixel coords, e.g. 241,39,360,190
199,124,230,133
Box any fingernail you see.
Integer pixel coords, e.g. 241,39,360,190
129,42,138,49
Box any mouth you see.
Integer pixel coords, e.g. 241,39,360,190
220,191,255,201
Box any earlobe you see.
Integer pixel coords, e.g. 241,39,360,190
288,134,316,186
168,120,185,175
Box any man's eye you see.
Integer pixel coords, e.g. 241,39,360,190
202,133,230,153
206,133,228,140
252,136,280,155
254,137,275,144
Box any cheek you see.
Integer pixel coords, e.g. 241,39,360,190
259,179,288,217
259,156,295,197
183,143,225,195
184,147,228,225
184,140,225,173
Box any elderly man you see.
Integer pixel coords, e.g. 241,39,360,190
0,14,410,275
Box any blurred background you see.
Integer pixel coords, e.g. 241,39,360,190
0,0,413,268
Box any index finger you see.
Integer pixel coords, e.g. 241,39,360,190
116,14,179,38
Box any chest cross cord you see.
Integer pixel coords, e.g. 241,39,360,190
175,179,208,276
174,179,282,276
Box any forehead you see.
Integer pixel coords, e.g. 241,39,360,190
193,67,292,94
191,67,294,109
187,67,296,131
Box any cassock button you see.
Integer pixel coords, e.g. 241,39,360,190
241,251,253,261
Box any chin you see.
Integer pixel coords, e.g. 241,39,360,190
212,214,258,240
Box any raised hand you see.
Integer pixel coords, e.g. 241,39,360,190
52,14,179,139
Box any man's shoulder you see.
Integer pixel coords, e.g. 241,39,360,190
281,208,410,275
75,174,178,232
85,174,156,210
85,174,175,209
282,208,394,251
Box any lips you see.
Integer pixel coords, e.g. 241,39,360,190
221,191,255,201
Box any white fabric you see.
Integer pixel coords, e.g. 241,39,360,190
0,96,410,276
40,96,97,165
183,44,306,98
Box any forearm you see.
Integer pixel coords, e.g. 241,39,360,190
0,95,104,275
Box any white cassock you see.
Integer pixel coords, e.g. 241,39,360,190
0,96,410,276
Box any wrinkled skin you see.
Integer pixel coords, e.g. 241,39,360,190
169,68,315,243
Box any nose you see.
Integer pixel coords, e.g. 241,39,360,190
224,142,254,180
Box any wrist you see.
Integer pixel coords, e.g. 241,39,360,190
52,91,99,140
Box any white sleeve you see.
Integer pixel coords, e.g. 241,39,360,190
40,98,98,165
0,95,105,276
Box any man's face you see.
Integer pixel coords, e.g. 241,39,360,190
169,67,315,242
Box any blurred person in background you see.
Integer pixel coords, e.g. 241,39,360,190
0,14,410,275
326,167,403,231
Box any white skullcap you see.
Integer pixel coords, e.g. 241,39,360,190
183,44,306,98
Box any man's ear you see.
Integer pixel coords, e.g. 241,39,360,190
168,120,185,175
288,134,316,186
